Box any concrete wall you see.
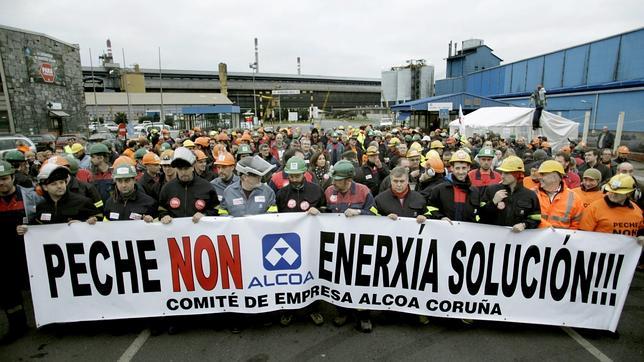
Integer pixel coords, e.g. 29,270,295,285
0,26,87,135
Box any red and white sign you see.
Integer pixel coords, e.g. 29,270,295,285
40,63,55,83
169,197,181,209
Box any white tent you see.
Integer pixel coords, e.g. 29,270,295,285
449,107,579,152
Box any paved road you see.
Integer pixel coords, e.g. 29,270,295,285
1,271,642,361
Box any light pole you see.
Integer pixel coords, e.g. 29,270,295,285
249,61,257,124
121,49,133,124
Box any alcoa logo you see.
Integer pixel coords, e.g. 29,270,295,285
262,233,301,271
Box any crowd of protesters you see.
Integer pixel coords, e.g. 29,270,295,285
1,122,642,341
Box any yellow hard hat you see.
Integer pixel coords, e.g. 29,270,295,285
430,140,444,149
604,174,635,194
449,150,472,164
409,142,423,152
537,160,565,175
496,156,525,173
68,143,84,154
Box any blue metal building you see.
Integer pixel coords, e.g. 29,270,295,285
435,28,644,142
446,42,502,79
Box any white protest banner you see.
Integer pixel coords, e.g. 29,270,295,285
24,214,640,331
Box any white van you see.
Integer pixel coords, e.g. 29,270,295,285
0,135,36,158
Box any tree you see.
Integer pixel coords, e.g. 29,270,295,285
115,112,128,124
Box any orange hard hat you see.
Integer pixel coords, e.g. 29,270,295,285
617,145,630,154
113,155,136,168
193,149,208,161
195,137,210,147
214,151,235,166
142,152,161,165
122,148,135,159
240,133,252,142
217,133,229,142
425,156,445,173
17,145,30,153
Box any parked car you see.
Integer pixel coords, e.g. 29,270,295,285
0,135,36,158
88,122,100,133
379,117,394,127
28,134,57,151
103,121,119,132
134,121,152,133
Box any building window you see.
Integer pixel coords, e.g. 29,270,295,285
0,111,9,133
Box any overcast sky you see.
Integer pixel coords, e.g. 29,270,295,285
1,0,642,79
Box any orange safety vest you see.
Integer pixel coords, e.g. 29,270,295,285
535,183,584,230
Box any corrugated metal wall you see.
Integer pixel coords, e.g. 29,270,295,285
435,29,644,133
438,28,644,98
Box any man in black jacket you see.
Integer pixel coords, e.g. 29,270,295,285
578,148,611,183
479,156,541,231
34,163,101,225
375,166,427,221
138,152,164,201
158,147,219,224
428,150,481,223
276,157,325,213
104,164,157,222
596,126,614,150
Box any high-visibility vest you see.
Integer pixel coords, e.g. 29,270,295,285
535,184,584,230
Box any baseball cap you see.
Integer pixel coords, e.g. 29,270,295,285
171,147,196,167
582,168,602,181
